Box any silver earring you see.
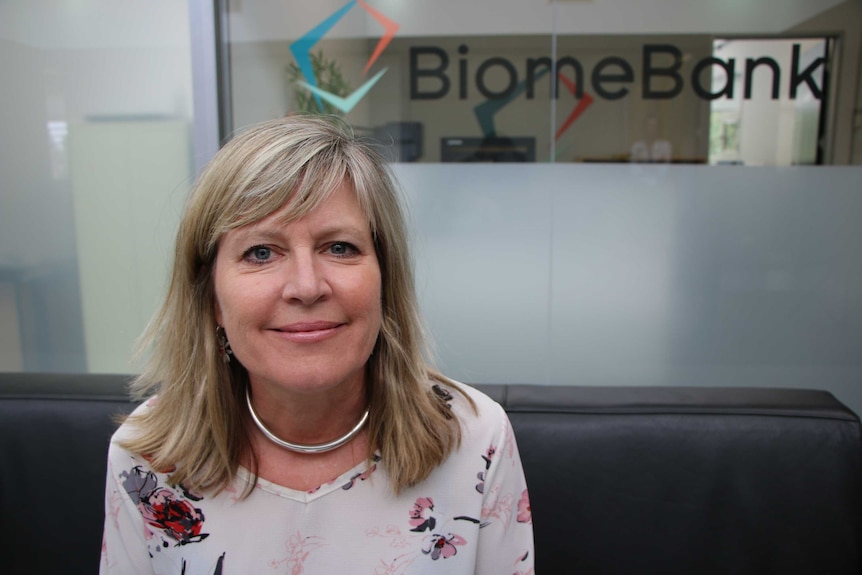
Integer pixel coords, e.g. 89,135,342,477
217,326,233,363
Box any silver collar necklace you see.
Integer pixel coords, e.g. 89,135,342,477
245,389,369,455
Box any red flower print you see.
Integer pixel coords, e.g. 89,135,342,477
517,489,532,524
408,497,436,532
423,533,466,560
122,465,209,546
139,487,208,545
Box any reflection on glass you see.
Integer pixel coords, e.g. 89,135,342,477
708,38,828,166
232,22,833,166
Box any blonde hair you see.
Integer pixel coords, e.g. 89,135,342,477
123,115,471,494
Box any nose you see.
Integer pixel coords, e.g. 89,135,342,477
281,251,331,305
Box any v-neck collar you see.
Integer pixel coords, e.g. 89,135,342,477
235,454,382,503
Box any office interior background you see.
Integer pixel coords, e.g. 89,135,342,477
1,0,861,412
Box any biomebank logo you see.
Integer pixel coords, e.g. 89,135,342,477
291,0,399,114
473,70,594,159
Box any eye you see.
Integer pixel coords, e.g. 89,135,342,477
328,242,359,257
243,245,272,263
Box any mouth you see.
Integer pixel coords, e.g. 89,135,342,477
272,321,344,342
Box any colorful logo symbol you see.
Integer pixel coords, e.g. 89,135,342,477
290,0,399,114
473,71,594,158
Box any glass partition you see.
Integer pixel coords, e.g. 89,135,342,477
222,0,862,415
0,0,195,373
3,0,861,419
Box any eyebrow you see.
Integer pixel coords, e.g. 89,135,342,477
229,223,371,244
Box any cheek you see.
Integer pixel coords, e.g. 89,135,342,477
214,283,254,328
368,279,384,342
366,270,383,321
346,268,383,336
212,263,250,330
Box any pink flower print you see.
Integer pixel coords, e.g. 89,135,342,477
365,525,411,549
373,553,416,575
308,475,339,494
342,463,377,490
106,490,123,530
223,483,242,503
423,533,467,560
485,445,497,460
476,445,496,493
269,531,325,574
408,497,436,532
481,484,515,524
517,489,532,524
504,419,517,462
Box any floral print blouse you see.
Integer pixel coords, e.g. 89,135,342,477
100,383,535,574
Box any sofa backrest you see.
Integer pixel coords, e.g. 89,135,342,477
486,384,862,574
2,373,861,574
1,373,137,575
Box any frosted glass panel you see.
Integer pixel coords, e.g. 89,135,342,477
399,166,553,383
69,121,189,372
399,164,862,413
0,1,194,372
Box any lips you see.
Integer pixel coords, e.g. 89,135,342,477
272,321,344,343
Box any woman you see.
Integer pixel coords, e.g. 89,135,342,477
101,116,534,574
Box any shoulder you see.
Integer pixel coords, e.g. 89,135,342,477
107,397,167,477
453,381,503,415
110,396,156,445
107,397,207,497
432,380,510,441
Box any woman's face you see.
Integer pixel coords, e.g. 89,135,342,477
213,180,382,399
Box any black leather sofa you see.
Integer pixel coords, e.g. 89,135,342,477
2,372,861,574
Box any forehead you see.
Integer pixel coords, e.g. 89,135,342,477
228,180,372,237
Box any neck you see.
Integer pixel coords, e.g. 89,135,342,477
245,379,368,450
246,388,369,454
